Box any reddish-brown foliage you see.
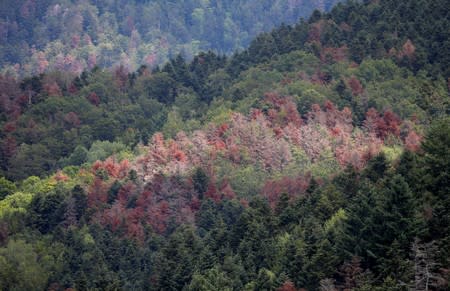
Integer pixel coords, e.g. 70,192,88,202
219,180,236,200
36,52,49,74
54,170,69,182
0,222,9,245
404,131,421,152
114,65,129,92
264,92,303,127
398,39,416,59
3,122,16,133
240,198,249,208
85,97,415,241
88,177,109,208
308,21,325,43
364,108,401,139
347,76,364,96
87,92,100,106
277,281,298,291
339,22,352,32
145,53,158,67
262,175,310,208
338,256,363,290
71,34,80,49
117,182,136,203
64,112,81,128
67,83,78,94
320,45,348,63
92,158,130,179
169,140,187,162
382,110,401,137
105,201,126,232
1,136,17,160
311,70,331,85
88,53,97,69
0,75,22,117
205,181,220,202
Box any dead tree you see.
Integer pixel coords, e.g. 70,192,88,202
412,238,445,290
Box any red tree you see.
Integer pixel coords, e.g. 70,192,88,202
88,177,109,208
261,175,310,208
364,108,400,139
64,112,81,128
347,76,364,96
277,280,298,291
404,131,421,152
87,92,100,106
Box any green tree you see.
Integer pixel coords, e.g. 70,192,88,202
27,188,66,234
340,174,424,281
193,167,209,199
253,268,277,291
8,144,55,180
187,266,233,291
421,118,450,198
0,177,16,200
232,199,276,278
364,153,388,183
151,226,203,290
420,118,450,263
0,240,51,291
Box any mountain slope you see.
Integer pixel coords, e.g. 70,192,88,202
229,0,450,78
1,0,449,180
0,0,449,290
0,0,341,76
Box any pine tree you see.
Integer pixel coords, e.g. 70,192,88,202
364,153,388,182
338,180,379,266
375,175,424,249
421,118,450,239
193,167,209,200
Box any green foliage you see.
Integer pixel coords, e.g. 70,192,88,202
188,266,234,291
2,0,343,77
20,176,56,194
0,191,33,233
0,0,448,289
162,109,186,138
151,226,204,290
324,208,347,234
227,165,267,198
86,140,128,163
310,150,341,178
0,177,16,200
421,118,450,252
193,167,209,199
7,143,55,180
3,0,448,181
364,153,388,182
58,145,88,168
421,117,450,195
27,187,66,234
0,240,50,291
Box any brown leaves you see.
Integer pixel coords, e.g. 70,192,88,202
85,97,420,241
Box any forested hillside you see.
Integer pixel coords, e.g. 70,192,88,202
0,0,341,77
0,0,449,290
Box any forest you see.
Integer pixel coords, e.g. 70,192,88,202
0,0,449,290
0,0,341,77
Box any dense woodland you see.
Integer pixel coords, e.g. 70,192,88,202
0,0,341,77
0,0,449,290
